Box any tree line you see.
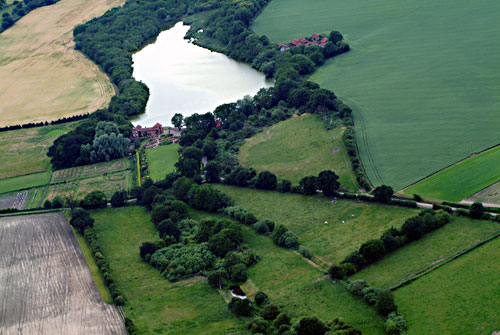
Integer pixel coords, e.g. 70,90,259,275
1,0,58,32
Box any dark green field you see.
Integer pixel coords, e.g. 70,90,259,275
253,0,500,190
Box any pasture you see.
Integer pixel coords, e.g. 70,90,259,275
253,0,500,190
351,217,500,288
404,144,500,202
0,213,126,334
0,124,73,179
145,143,179,181
238,114,357,191
395,237,500,334
91,206,245,335
0,0,122,126
215,185,418,265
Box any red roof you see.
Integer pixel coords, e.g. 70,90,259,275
311,33,320,40
299,37,307,42
134,125,142,130
291,39,299,46
321,37,328,43
153,123,162,129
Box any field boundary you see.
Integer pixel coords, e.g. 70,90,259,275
390,229,500,291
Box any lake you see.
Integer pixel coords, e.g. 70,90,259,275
132,22,272,127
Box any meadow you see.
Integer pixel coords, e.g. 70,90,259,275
215,185,418,265
145,143,179,181
404,145,500,202
253,0,500,190
0,124,73,179
0,0,121,126
351,217,500,288
395,237,500,334
238,114,357,191
91,207,246,335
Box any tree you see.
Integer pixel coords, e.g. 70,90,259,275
277,179,292,193
228,263,247,282
81,191,107,209
360,239,386,263
172,177,194,201
293,316,329,335
262,303,280,320
469,202,484,219
175,157,200,178
44,200,52,209
328,265,345,280
278,231,299,249
202,139,217,160
139,242,159,259
256,171,277,190
110,190,127,207
329,31,343,44
228,297,252,316
254,291,269,306
70,208,94,234
207,270,225,289
51,196,64,209
141,185,161,210
205,161,221,183
271,224,288,245
317,170,340,197
158,219,181,241
299,176,318,195
373,185,394,203
375,290,397,316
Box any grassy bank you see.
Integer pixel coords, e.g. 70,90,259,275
238,114,357,191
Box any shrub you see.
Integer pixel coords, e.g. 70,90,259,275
81,191,107,209
340,262,356,277
43,200,52,209
254,291,269,306
317,170,340,197
254,220,270,234
110,190,127,207
385,312,407,335
359,239,386,264
247,317,269,334
229,263,248,283
348,280,369,297
361,287,380,306
373,185,394,203
272,224,288,245
375,289,397,316
469,202,484,219
293,316,329,335
256,171,278,190
277,179,292,193
342,251,364,270
114,295,125,306
298,246,313,259
328,265,345,280
299,176,318,195
52,196,64,208
124,317,137,335
228,297,253,316
278,231,299,249
274,312,291,329
262,303,280,320
70,208,94,234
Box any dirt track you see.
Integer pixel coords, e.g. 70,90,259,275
0,213,126,335
0,0,124,126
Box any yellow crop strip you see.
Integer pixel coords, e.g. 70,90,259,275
136,150,141,187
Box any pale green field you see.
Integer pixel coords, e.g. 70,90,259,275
238,114,358,191
145,143,179,181
253,0,500,190
395,237,500,335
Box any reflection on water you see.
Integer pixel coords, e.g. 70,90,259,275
132,22,273,126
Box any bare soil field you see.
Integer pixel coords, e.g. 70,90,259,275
0,192,27,210
0,213,126,335
0,0,123,126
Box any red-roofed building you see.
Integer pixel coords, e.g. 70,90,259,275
321,37,328,44
215,120,222,128
311,33,320,41
132,123,163,138
291,39,299,46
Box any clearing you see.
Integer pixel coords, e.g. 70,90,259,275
403,144,500,202
395,236,500,334
90,206,245,335
0,0,122,126
238,114,357,191
351,217,500,288
0,213,126,334
145,143,179,181
0,124,73,179
215,185,418,265
253,0,500,190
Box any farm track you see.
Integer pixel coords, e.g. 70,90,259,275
0,213,126,334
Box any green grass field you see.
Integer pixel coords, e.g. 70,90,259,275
403,145,500,202
351,217,500,288
189,209,386,334
215,185,418,265
90,206,245,335
0,171,51,195
145,144,179,181
395,236,500,334
238,114,357,191
253,0,500,190
0,124,73,179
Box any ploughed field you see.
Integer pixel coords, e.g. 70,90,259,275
253,0,500,190
0,0,122,126
0,213,126,334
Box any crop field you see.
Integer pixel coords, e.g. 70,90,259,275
0,124,73,179
238,114,357,191
145,143,179,181
0,0,123,126
395,236,500,334
351,217,500,288
215,185,418,265
253,0,500,190
0,213,126,334
465,181,500,204
91,207,245,335
404,145,500,202
52,158,129,183
0,171,51,195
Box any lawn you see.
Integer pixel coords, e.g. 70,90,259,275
0,124,73,179
90,206,245,335
0,171,51,195
394,237,500,335
351,217,500,288
215,185,418,265
189,209,386,335
238,114,358,191
404,145,500,202
145,143,179,181
0,0,121,126
253,0,500,190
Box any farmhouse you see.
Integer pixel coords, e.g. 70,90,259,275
132,123,163,138
277,33,329,51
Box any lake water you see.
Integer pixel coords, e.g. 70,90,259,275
132,22,272,127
